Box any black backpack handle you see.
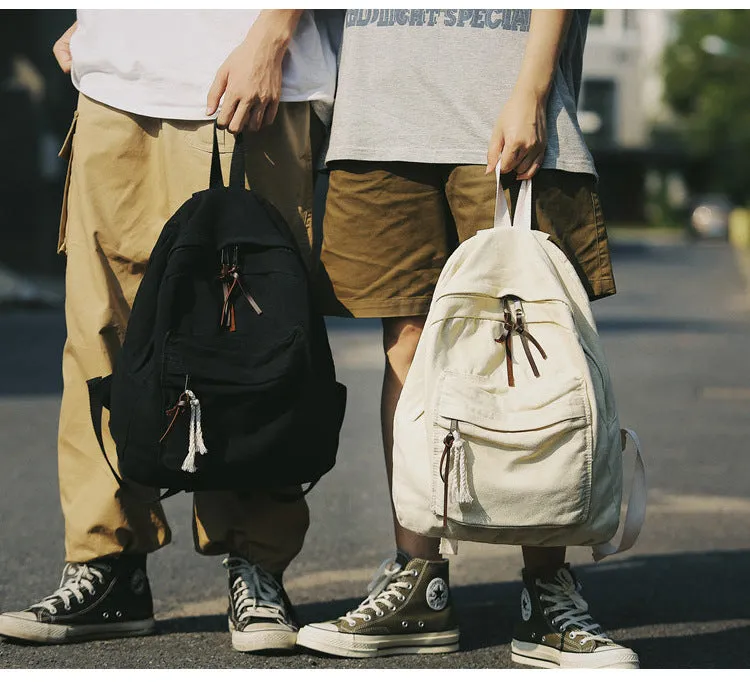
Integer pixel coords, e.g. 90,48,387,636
209,123,246,190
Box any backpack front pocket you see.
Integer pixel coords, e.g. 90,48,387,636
431,370,593,530
159,328,309,476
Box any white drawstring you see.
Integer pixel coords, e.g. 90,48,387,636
181,389,207,473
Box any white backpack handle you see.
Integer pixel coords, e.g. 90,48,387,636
493,165,533,231
592,428,647,561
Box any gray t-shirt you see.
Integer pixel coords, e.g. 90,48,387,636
326,9,596,176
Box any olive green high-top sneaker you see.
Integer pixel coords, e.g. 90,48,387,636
296,557,459,658
511,564,639,669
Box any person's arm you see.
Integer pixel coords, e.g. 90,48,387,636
207,10,303,134
486,10,573,180
53,21,77,74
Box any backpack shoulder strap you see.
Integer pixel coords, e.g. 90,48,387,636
87,376,180,503
592,428,647,561
87,376,124,487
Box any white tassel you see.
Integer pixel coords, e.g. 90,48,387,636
181,389,208,473
191,394,207,456
450,432,474,505
448,437,460,503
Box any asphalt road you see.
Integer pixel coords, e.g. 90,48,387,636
1,234,749,669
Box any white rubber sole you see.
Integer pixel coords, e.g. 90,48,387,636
296,625,460,659
511,639,640,669
229,619,297,652
0,613,156,644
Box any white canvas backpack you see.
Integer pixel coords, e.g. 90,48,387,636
391,173,646,560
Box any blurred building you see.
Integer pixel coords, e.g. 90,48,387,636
580,9,686,224
581,9,674,148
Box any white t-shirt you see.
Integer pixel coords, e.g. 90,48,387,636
70,9,337,121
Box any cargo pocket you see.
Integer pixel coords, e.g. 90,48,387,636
57,111,79,255
178,119,232,154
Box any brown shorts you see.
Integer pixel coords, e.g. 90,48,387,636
316,162,616,318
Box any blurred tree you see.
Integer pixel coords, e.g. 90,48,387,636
663,9,750,204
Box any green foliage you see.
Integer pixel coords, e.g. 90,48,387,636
662,9,750,203
589,9,605,26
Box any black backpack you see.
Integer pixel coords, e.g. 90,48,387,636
88,129,346,496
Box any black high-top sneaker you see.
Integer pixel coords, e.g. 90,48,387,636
224,555,298,652
511,564,639,669
0,554,155,644
296,557,459,658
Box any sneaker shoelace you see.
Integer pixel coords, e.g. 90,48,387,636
342,559,417,627
30,562,108,615
223,557,288,624
537,569,613,646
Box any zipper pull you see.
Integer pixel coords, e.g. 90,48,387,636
233,272,263,315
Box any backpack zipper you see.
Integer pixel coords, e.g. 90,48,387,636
495,296,548,386
219,245,263,329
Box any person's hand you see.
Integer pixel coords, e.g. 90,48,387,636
53,22,77,74
206,11,301,134
486,89,548,181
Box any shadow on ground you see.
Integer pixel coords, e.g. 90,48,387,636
138,549,750,669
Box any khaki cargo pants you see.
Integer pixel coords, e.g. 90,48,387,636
57,94,317,573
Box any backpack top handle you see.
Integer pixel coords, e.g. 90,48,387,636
209,123,246,191
493,164,532,232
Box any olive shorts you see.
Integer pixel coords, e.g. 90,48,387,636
317,162,616,318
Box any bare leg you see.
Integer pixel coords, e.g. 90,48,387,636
381,316,441,561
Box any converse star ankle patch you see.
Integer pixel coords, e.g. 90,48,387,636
426,578,448,611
